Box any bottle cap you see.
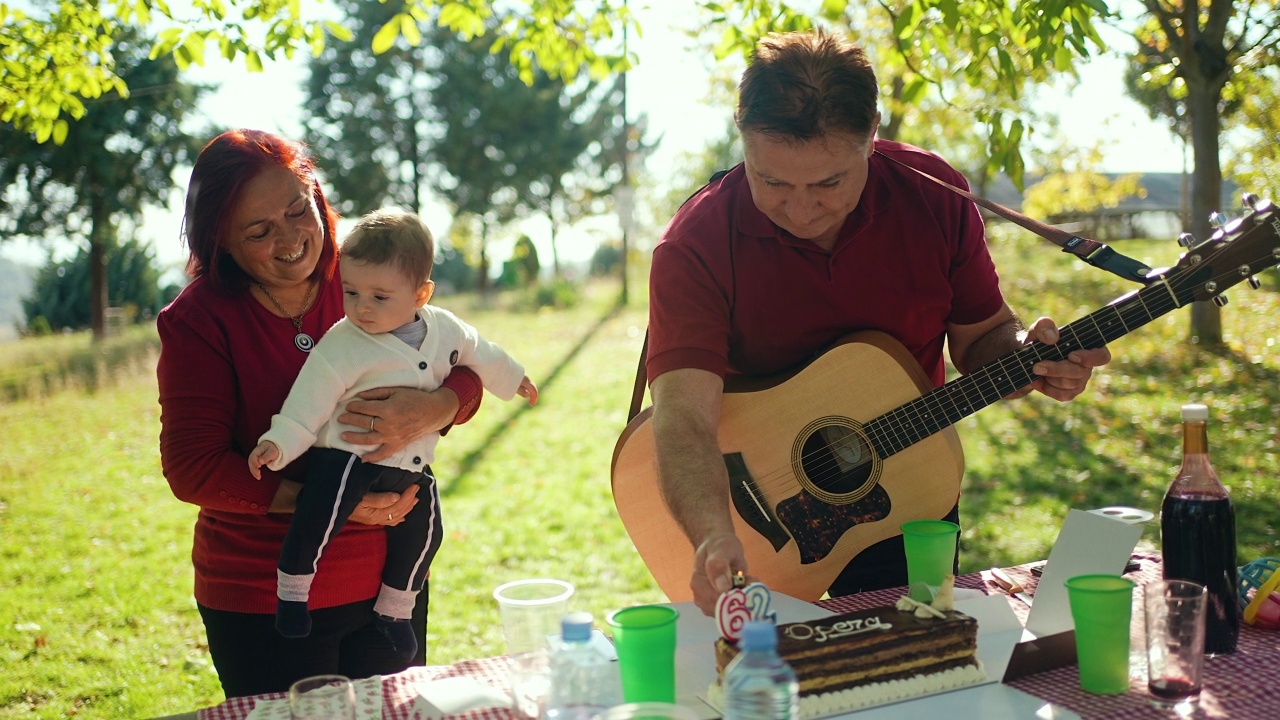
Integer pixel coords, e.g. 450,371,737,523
561,611,594,642
739,620,778,651
1181,403,1209,421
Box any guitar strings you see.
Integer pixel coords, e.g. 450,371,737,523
737,239,1269,499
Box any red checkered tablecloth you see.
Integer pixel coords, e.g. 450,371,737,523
196,554,1280,720
817,553,1280,719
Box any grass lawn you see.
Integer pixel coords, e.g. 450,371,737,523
1,231,1277,719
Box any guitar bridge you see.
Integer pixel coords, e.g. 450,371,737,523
725,452,791,552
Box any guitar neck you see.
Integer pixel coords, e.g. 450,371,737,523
867,278,1184,457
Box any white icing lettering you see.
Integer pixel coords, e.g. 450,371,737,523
783,616,893,643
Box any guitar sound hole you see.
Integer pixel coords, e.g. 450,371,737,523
800,424,873,496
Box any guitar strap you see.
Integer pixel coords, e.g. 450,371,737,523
628,169,733,422
873,150,1154,286
626,154,1153,421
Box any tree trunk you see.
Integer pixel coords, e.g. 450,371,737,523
547,193,561,279
1183,55,1227,345
89,195,110,343
477,216,490,293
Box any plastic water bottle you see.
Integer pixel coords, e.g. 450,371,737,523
723,620,799,720
545,611,622,719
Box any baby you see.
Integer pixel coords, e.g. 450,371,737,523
249,208,536,660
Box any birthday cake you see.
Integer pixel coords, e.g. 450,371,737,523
709,580,986,716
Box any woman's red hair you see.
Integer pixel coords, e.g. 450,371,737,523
182,129,340,291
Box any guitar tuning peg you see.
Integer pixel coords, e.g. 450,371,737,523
1248,276,1262,290
1212,295,1229,307
1242,192,1260,210
1177,232,1196,248
1209,211,1227,228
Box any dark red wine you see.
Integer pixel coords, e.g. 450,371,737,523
1161,494,1239,655
1149,676,1200,702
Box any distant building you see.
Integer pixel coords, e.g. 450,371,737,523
979,172,1241,241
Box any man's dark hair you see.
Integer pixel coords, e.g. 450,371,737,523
736,29,879,142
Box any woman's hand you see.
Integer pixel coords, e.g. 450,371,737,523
266,479,418,526
351,484,419,526
338,386,460,464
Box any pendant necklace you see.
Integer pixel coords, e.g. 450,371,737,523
254,280,317,352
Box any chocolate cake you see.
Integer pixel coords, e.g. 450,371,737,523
712,600,985,714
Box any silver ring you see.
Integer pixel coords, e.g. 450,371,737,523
387,513,393,522
369,417,376,431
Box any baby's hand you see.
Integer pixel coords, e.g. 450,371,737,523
247,441,279,480
517,376,538,406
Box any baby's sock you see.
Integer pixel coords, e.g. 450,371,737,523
275,600,312,638
374,614,418,662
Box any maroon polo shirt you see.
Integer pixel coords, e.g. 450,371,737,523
647,139,1005,388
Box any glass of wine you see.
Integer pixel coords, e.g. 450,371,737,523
1144,579,1207,710
288,674,357,720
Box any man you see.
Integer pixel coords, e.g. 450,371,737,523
646,29,1111,615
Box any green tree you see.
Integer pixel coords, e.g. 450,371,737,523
1230,66,1280,195
695,0,1110,187
0,27,204,341
5,0,1114,184
302,0,429,216
511,234,541,286
1123,0,1280,345
0,0,630,142
425,21,548,291
21,237,161,332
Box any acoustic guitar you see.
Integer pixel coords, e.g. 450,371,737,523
612,196,1280,602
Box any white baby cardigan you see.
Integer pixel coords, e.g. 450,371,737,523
261,304,524,472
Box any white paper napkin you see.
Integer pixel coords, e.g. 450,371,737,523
411,676,513,719
246,675,382,719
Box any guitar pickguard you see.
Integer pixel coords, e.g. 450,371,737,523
775,485,892,564
725,452,791,552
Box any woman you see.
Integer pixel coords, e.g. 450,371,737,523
157,129,483,697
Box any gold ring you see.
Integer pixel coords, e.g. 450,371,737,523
387,513,393,522
369,417,376,431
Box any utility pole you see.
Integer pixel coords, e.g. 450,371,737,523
617,0,631,307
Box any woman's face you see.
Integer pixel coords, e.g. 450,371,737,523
223,164,324,293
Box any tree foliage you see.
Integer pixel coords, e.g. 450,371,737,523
0,0,631,143
694,0,1111,187
303,0,429,217
1022,144,1146,240
0,27,205,340
21,237,161,333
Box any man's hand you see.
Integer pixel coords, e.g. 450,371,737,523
692,533,752,616
1015,317,1112,401
338,386,460,464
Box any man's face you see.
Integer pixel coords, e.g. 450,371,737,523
742,128,876,249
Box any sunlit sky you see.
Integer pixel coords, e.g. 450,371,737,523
2,2,1188,272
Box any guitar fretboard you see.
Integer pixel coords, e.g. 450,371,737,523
864,277,1190,458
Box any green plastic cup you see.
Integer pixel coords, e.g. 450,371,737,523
606,605,679,703
901,519,960,588
1065,574,1136,695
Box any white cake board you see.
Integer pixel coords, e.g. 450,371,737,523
664,592,1078,719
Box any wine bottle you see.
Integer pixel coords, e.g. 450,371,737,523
1160,402,1239,655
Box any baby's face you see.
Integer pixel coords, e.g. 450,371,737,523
339,256,425,334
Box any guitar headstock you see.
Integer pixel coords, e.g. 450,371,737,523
1156,194,1280,306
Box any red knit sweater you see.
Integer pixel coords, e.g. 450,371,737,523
157,274,482,613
